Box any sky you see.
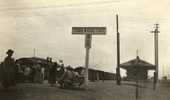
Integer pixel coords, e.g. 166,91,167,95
0,0,169,78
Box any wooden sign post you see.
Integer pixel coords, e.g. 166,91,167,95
72,27,106,88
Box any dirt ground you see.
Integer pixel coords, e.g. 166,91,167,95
0,80,170,100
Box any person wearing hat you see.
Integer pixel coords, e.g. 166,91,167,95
2,49,16,87
4,49,15,66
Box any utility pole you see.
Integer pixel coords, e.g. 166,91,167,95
33,48,36,57
116,14,121,85
136,49,139,57
162,65,164,77
151,23,159,90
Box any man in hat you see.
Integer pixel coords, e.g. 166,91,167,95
4,49,15,67
2,49,16,87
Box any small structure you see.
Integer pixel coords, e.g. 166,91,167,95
74,67,116,81
120,56,155,80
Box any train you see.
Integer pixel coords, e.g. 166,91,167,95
74,67,116,81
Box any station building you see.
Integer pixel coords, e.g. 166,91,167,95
120,56,155,80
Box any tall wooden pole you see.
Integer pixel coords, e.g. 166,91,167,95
84,34,92,89
116,14,121,85
33,48,36,57
151,24,159,90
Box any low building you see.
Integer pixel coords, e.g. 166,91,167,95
120,56,155,80
74,67,116,81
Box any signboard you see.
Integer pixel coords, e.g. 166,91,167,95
72,27,106,35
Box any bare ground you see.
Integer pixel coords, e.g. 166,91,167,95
0,80,170,100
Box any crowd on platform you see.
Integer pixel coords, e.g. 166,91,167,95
0,49,84,87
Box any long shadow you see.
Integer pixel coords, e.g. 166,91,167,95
123,82,148,89
59,86,86,91
59,86,95,92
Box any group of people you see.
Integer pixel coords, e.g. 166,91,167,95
0,49,84,88
17,62,45,83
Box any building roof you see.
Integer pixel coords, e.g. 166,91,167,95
16,57,49,65
120,56,155,70
75,66,115,74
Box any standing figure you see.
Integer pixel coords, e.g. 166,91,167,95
41,67,45,82
49,62,57,87
1,49,16,88
24,66,31,82
33,63,42,83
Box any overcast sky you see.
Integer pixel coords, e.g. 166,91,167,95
0,0,169,78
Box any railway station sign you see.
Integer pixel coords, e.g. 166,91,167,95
72,27,106,35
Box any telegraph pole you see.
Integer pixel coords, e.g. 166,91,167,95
162,65,165,77
33,48,36,57
116,14,121,85
151,23,159,90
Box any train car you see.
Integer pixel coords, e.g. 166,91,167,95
74,67,116,82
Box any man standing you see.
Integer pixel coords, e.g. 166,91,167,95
49,62,57,87
1,49,16,88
